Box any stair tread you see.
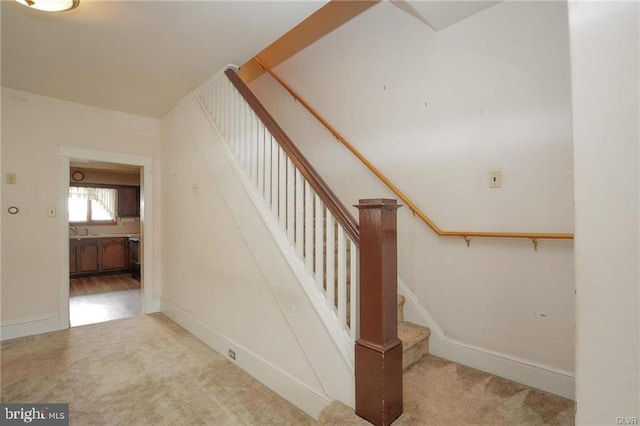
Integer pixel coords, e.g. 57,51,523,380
398,321,430,350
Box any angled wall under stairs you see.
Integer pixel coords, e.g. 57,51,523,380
161,91,355,419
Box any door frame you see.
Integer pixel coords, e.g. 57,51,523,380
58,146,157,329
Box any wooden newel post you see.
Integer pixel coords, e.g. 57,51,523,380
354,198,402,426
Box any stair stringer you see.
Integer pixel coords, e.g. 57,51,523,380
191,90,356,408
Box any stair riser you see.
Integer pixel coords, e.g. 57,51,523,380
398,318,430,371
402,339,428,370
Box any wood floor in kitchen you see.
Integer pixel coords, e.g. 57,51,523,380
70,274,141,327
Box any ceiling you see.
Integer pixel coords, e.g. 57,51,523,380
392,0,501,31
2,0,500,119
1,0,326,118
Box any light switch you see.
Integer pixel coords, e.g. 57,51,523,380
489,170,502,188
6,173,16,185
47,206,56,217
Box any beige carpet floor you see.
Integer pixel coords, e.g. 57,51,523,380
319,355,575,426
1,313,314,425
2,313,575,425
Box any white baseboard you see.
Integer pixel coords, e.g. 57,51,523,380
1,313,60,341
397,279,575,400
159,299,331,419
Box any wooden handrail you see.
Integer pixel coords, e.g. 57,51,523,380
249,58,574,241
225,68,360,244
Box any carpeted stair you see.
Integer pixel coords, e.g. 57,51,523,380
319,213,431,371
317,297,574,425
397,294,430,370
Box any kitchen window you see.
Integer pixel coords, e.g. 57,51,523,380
69,186,117,224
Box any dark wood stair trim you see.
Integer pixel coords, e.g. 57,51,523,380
224,69,404,426
355,199,403,426
225,68,359,244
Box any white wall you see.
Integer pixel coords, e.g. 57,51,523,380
569,1,640,423
1,88,161,332
160,93,353,418
250,0,575,396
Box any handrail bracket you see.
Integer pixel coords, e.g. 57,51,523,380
531,238,539,251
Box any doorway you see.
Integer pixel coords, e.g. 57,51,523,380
68,162,143,327
58,146,156,331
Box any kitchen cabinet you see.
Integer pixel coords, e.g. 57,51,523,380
70,246,77,274
101,238,127,271
118,187,139,218
79,244,99,273
70,239,100,274
70,237,128,276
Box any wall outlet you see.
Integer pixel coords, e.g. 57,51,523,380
489,170,502,188
6,173,16,185
228,349,236,360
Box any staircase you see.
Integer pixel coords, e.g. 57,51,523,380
196,66,430,424
397,294,430,370
329,221,429,369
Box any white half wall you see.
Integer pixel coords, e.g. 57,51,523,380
160,94,353,418
569,1,640,423
1,88,162,338
249,0,575,397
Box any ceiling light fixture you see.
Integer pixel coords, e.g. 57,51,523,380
15,0,79,12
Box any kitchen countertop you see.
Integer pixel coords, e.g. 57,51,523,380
69,233,140,240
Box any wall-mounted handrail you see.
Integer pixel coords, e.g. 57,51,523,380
225,68,360,244
249,58,574,241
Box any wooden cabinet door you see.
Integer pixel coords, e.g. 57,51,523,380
69,246,77,273
78,244,99,273
118,187,139,218
101,238,127,271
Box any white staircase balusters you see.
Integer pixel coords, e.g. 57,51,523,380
325,213,336,310
337,226,347,327
295,169,305,258
196,69,358,348
314,195,325,294
304,183,314,275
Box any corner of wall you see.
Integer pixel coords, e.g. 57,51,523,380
160,90,355,418
398,279,575,400
160,300,331,419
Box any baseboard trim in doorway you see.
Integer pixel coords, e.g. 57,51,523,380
0,313,59,341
